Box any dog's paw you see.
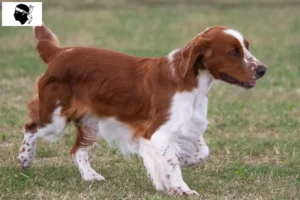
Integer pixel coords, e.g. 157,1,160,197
167,187,199,196
80,168,105,181
18,143,36,169
18,152,34,169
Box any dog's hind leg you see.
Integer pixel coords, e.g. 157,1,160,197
18,75,68,169
71,116,105,181
18,105,67,169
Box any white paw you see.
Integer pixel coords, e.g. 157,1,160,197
167,187,199,196
80,168,105,181
18,142,36,169
185,190,200,196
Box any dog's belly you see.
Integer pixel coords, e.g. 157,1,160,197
97,117,139,155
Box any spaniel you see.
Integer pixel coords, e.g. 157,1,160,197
18,24,266,196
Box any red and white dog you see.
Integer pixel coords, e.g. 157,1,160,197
18,24,266,196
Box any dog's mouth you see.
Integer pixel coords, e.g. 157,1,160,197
220,73,256,89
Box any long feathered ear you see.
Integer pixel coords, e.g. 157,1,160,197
178,38,211,77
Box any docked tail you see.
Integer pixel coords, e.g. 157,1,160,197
33,24,60,64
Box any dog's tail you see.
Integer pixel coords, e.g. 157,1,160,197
33,24,60,64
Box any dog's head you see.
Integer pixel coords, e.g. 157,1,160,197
179,26,266,89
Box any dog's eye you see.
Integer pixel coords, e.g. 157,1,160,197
229,48,239,56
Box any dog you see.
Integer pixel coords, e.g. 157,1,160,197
18,24,266,196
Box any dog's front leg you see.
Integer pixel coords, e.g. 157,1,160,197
139,133,199,196
177,134,209,167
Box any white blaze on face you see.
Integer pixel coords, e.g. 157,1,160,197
223,29,260,72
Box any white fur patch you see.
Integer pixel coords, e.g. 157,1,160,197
138,138,167,191
98,117,139,155
167,49,180,76
170,70,213,135
224,29,260,66
224,29,245,48
36,107,66,142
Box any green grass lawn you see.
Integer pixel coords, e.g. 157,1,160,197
0,0,299,199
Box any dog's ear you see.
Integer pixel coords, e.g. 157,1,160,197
178,38,211,77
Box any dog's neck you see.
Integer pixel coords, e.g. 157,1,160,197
197,70,214,96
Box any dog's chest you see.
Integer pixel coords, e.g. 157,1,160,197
165,88,209,138
164,71,213,137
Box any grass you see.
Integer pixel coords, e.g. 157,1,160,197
0,0,299,199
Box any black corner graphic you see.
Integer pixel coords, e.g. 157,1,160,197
14,4,34,25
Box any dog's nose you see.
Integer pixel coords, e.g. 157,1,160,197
255,65,267,78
